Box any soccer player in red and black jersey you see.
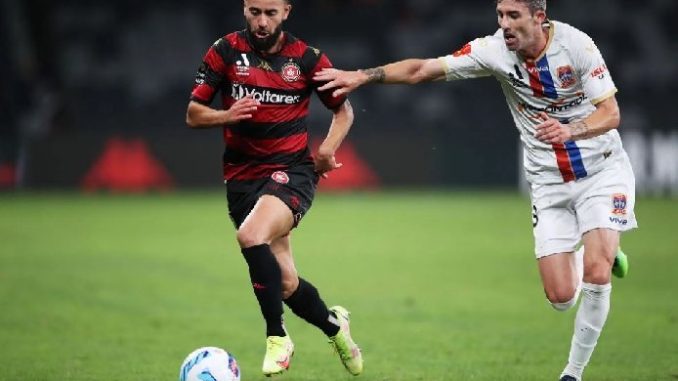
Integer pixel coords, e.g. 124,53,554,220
185,0,362,377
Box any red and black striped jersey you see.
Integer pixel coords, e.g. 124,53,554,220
190,31,347,181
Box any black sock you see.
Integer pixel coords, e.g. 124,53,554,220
284,277,340,337
241,244,286,337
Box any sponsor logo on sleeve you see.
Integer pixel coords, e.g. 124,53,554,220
590,64,608,79
452,43,472,57
194,63,207,85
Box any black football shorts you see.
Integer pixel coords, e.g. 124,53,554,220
225,163,319,229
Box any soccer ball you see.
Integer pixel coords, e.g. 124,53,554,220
179,347,240,381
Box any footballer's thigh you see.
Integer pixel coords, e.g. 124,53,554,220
531,182,580,304
236,194,295,248
580,229,619,284
538,252,579,304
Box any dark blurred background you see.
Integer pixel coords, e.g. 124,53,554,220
1,0,676,194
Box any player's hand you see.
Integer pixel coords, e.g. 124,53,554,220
314,153,343,179
225,95,259,124
314,69,367,98
534,112,572,144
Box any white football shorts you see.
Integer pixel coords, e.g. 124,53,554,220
530,153,637,258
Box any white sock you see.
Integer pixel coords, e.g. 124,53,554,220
561,282,612,380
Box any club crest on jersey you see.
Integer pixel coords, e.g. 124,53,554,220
557,65,576,88
271,171,290,184
281,61,301,82
612,193,627,215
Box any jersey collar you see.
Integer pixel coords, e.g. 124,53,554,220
522,20,555,62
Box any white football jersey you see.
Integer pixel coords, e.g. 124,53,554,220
440,21,623,185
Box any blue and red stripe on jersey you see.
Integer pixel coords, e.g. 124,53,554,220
551,141,588,182
525,56,558,100
526,57,587,182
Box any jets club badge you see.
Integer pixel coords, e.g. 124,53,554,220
612,193,627,215
281,61,301,82
557,65,576,88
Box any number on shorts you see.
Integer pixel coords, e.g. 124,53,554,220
532,205,539,227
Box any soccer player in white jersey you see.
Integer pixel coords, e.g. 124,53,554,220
314,0,634,379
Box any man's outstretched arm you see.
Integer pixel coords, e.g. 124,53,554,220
313,58,446,97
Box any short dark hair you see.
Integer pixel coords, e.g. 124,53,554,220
244,0,291,4
496,0,546,14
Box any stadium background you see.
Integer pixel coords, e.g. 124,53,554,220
1,0,676,192
1,1,677,380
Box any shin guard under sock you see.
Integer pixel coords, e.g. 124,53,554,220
242,244,285,337
284,277,340,337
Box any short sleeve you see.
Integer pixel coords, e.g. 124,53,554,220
190,39,230,105
439,37,495,81
571,33,617,104
304,47,347,110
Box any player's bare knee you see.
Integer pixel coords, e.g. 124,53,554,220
236,226,265,248
545,286,577,307
585,237,618,262
584,262,612,284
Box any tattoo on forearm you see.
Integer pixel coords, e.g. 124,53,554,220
360,67,385,83
570,121,590,140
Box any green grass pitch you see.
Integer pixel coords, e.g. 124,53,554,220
1,191,677,380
